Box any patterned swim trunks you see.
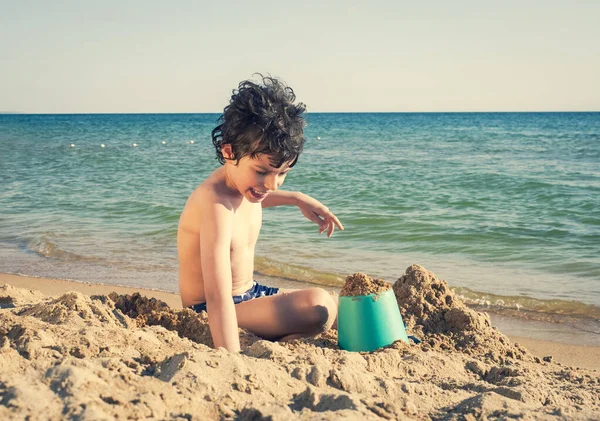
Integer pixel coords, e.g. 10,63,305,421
188,281,280,313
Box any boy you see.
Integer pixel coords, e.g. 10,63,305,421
178,75,343,352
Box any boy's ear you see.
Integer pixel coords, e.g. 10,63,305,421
222,144,234,160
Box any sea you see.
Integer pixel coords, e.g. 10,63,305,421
1,112,599,344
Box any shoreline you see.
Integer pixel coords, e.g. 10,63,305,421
2,272,598,372
3,238,599,320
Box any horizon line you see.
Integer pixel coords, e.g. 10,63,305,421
2,110,599,115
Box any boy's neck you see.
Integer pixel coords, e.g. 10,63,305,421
219,166,244,201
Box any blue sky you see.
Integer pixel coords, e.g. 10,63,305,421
1,0,599,112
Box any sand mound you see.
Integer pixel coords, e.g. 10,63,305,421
108,292,261,349
16,291,133,328
394,264,532,364
0,284,45,309
339,273,391,297
1,267,599,420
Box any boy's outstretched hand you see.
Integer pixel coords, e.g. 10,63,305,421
296,193,344,237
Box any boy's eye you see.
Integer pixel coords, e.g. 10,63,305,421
256,169,289,176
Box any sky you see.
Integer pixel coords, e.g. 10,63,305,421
1,0,599,113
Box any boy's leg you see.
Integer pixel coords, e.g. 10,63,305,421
276,288,338,340
278,288,339,333
234,287,337,341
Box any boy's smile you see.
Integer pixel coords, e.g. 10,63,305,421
249,188,269,200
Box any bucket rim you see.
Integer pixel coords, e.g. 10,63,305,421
338,289,395,302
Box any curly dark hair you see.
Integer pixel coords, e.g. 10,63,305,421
211,74,307,168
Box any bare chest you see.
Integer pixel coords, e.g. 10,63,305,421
230,203,262,251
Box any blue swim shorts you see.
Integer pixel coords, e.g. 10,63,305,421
188,281,280,313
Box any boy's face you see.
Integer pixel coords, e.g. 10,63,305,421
223,145,293,203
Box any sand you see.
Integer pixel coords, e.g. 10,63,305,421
1,266,599,420
339,273,392,297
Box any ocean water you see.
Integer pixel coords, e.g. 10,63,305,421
1,113,599,337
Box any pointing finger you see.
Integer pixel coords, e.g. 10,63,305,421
326,211,344,231
334,216,344,231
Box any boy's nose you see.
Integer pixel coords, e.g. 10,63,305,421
264,174,278,191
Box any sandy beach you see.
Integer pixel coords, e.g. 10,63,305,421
1,266,599,420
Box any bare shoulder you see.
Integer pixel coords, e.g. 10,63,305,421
179,171,235,232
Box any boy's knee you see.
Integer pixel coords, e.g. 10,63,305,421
304,288,337,333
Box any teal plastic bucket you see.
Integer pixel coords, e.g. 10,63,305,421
338,289,409,352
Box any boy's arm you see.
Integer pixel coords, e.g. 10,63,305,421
264,191,344,237
261,190,300,208
200,200,240,352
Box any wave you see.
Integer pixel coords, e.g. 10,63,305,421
453,287,600,330
26,236,104,263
